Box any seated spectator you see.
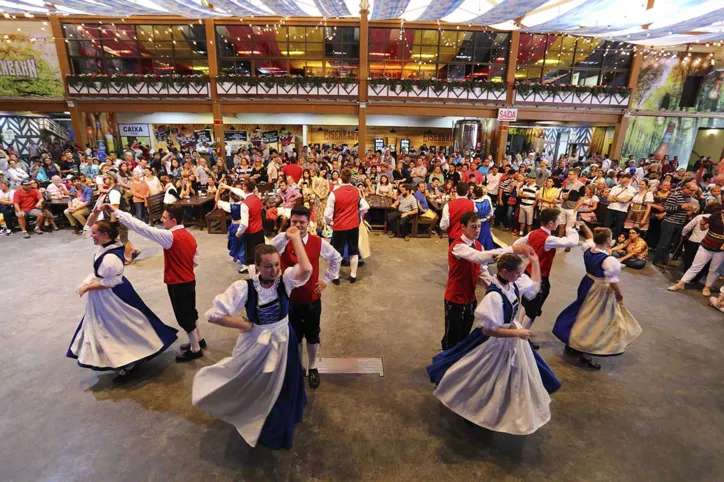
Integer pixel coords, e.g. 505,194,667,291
7,159,29,187
414,181,439,226
387,183,418,241
376,174,394,197
612,227,648,269
162,175,180,206
0,180,16,234
13,180,45,238
46,175,70,201
708,286,724,313
65,176,93,234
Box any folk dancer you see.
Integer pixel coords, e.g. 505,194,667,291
192,227,313,449
270,207,342,388
440,182,474,246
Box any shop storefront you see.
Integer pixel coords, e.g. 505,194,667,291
507,124,616,160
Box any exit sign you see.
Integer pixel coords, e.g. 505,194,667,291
497,108,517,122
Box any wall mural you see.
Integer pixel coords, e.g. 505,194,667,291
622,115,724,166
633,56,723,113
0,20,64,97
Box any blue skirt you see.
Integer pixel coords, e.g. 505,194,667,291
227,224,246,264
67,278,178,370
257,328,307,450
477,221,498,250
553,276,594,345
427,327,561,394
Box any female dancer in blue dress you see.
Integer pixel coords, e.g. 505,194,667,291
216,182,245,265
192,226,313,449
473,185,498,250
553,225,642,370
67,207,178,382
427,252,561,435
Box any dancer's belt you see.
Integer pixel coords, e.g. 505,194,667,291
231,220,242,225
586,273,607,282
256,324,288,373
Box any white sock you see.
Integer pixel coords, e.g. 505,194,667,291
196,325,202,341
298,342,304,367
350,255,359,278
307,343,320,370
188,328,201,352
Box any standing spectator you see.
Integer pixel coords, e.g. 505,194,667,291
605,173,637,240
282,158,304,184
387,183,418,241
516,173,539,236
537,177,560,213
485,165,501,206
624,180,654,234
679,203,717,275
535,160,551,187
133,159,147,179
13,180,45,238
647,180,672,248
653,181,698,268
131,171,150,221
144,168,163,196
195,158,211,189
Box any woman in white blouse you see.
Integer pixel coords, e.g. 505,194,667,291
624,179,654,233
375,174,394,197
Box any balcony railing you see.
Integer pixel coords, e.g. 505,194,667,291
514,83,631,107
367,79,507,103
66,74,209,97
216,75,358,98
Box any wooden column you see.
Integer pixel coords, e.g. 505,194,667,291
494,122,509,162
205,19,224,155
49,15,84,147
505,31,520,106
358,6,370,156
626,51,643,110
610,115,629,161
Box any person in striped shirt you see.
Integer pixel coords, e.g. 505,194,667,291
652,181,698,267
516,173,539,236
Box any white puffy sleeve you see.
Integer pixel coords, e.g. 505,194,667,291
97,255,124,288
515,274,541,301
602,256,621,283
475,291,505,330
282,265,312,295
581,238,596,251
205,280,249,322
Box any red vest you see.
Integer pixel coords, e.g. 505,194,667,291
280,234,322,304
447,198,475,240
444,237,482,304
332,185,361,231
244,194,263,234
163,228,197,285
526,229,556,277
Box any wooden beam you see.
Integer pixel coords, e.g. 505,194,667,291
358,5,370,155
75,100,213,113
626,52,643,110
506,30,520,105
516,108,620,123
205,18,219,100
0,99,68,112
367,103,498,118
220,101,357,115
494,122,508,162
611,115,628,160
48,15,71,93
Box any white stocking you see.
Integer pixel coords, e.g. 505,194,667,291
307,343,320,370
350,255,359,278
188,328,201,352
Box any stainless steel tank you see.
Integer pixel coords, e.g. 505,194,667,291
453,119,482,153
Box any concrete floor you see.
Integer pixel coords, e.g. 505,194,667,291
1,226,723,482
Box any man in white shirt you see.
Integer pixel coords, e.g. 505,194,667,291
195,158,210,187
485,165,502,205
7,159,29,187
601,156,611,172
46,175,70,200
606,173,637,240
267,155,281,184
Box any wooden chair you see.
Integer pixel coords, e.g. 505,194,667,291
147,192,165,225
256,183,274,195
411,214,435,238
205,207,228,234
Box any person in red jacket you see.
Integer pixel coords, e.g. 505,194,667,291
224,179,266,274
513,208,579,346
282,158,304,184
324,168,369,283
106,204,204,362
442,211,534,350
440,182,475,245
270,207,342,388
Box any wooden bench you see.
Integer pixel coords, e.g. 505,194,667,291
147,192,165,225
411,214,436,238
205,207,229,234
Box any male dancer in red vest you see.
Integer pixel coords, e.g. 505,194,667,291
442,211,534,350
105,204,203,361
440,182,475,245
225,179,265,274
271,207,342,388
513,208,579,346
324,168,369,284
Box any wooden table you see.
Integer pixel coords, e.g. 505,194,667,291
176,194,216,227
366,194,395,232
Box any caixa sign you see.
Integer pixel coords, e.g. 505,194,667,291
119,124,150,137
497,108,517,122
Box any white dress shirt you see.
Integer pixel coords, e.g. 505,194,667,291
513,226,579,251
452,234,513,285
323,184,370,226
270,232,342,285
115,210,199,266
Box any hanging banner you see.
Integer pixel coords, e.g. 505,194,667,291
194,129,213,143
262,130,279,144
225,130,248,142
119,124,150,137
0,20,64,97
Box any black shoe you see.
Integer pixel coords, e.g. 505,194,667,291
529,340,540,350
131,249,141,261
308,368,321,388
181,339,207,351
238,265,249,274
578,355,601,370
301,367,307,377
332,278,340,285
349,276,357,284
176,349,203,362
564,345,579,355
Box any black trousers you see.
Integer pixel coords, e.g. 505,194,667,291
167,280,198,333
442,299,476,350
653,221,683,264
521,275,550,325
244,230,266,265
605,209,628,240
387,210,412,236
289,299,322,344
331,227,360,256
0,204,16,229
